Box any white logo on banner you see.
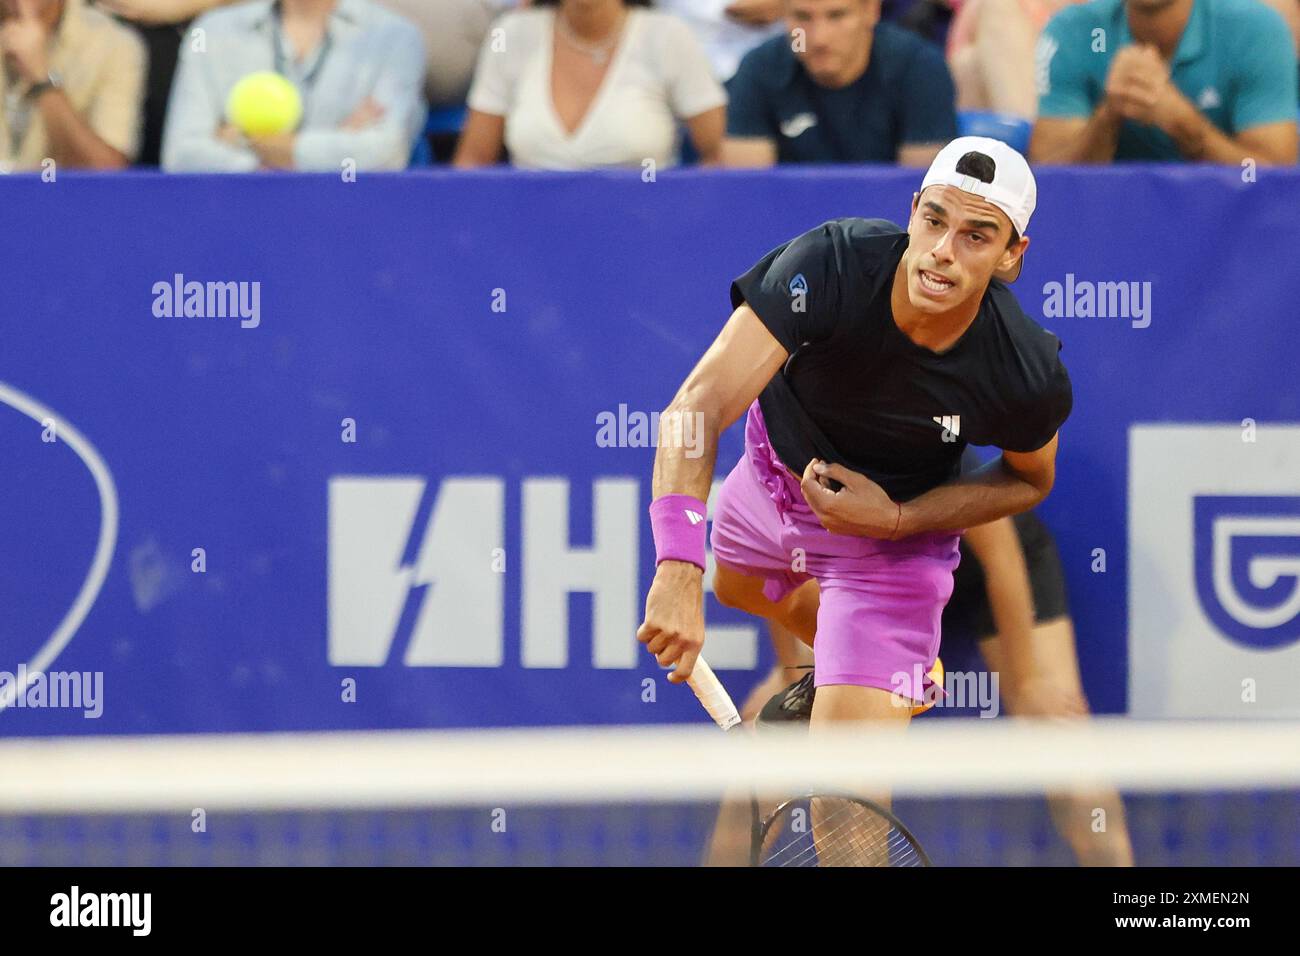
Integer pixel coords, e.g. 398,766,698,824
1129,425,1300,718
327,477,755,669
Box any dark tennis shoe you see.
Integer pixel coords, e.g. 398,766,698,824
756,668,816,727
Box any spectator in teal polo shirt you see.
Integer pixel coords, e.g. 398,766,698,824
1030,0,1298,163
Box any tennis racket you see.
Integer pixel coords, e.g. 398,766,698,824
754,793,931,867
687,657,932,867
685,656,742,731
686,657,764,865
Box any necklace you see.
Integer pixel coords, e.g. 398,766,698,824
555,9,626,66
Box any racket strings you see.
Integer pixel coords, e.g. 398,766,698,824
760,797,925,867
764,801,889,867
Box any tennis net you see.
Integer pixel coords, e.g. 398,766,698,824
2,719,1297,866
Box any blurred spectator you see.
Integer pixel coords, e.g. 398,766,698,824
1031,0,1298,163
887,0,951,45
94,1,239,167
100,0,486,164
722,0,957,166
1260,0,1300,104
380,0,511,107
454,0,726,168
947,0,1077,121
161,0,425,171
656,0,786,81
1,0,146,170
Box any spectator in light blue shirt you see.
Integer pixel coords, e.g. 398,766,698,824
161,0,425,171
1030,0,1298,164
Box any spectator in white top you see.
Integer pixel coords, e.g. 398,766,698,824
454,0,727,169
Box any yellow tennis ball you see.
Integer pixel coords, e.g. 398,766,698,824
225,72,302,137
911,656,944,716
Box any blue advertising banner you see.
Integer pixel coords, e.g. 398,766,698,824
2,166,1298,734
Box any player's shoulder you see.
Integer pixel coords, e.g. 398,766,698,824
985,281,1071,395
839,217,909,274
986,281,1063,352
785,217,905,275
805,216,905,249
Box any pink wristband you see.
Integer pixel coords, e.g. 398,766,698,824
649,494,709,571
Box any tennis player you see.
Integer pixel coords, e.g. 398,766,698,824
742,490,1135,865
639,136,1072,741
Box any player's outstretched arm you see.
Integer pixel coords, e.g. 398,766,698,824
650,304,787,502
800,433,1058,539
638,305,788,682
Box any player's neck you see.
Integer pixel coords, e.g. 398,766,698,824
889,259,981,353
1126,0,1193,60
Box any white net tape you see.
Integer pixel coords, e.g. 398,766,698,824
3,718,1298,813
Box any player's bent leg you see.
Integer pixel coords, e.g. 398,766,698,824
712,562,819,645
801,561,949,865
980,617,1135,866
738,622,816,724
808,685,911,866
810,684,913,729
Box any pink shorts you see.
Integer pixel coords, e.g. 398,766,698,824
710,401,962,702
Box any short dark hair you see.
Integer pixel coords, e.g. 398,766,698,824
953,150,996,184
952,150,1020,248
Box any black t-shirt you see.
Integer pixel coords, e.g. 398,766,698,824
730,218,1073,502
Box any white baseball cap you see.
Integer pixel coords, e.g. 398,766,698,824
919,136,1036,281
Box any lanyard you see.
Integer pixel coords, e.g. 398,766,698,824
271,14,334,115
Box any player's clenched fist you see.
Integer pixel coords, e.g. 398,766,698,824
638,561,705,683
800,458,903,538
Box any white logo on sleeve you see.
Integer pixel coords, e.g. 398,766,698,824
779,113,818,138
933,415,961,438
684,509,705,525
1197,87,1221,110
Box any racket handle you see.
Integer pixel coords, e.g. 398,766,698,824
687,657,742,731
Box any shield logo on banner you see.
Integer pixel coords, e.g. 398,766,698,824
1193,496,1300,650
1129,425,1300,717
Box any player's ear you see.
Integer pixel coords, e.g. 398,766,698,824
998,234,1029,274
909,191,920,218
